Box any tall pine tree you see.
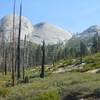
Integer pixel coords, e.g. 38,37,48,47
80,41,87,63
92,32,100,53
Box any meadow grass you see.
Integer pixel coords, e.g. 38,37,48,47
0,53,100,99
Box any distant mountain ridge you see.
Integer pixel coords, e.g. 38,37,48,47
0,15,33,41
67,25,100,48
1,14,100,45
32,22,72,44
76,25,100,38
0,15,72,45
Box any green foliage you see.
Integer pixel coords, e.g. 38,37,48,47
91,32,100,53
80,41,88,57
0,87,9,97
1,52,100,99
63,59,75,66
32,90,60,100
0,72,100,99
84,56,94,64
82,53,100,71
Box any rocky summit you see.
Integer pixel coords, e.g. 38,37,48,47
0,15,72,44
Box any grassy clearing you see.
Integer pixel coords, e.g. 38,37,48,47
0,72,100,100
0,53,100,100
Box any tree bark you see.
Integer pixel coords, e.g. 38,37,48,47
11,0,16,86
17,1,22,79
40,41,45,78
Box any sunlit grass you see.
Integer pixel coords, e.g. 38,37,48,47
0,53,100,99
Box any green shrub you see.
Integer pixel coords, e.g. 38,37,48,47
33,90,60,100
7,93,24,100
63,59,75,66
84,56,94,64
0,87,9,97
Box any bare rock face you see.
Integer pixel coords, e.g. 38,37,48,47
32,22,72,44
0,15,33,42
78,25,100,39
0,15,72,44
82,25,100,34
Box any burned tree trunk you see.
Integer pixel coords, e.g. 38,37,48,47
40,40,45,78
9,32,12,72
4,48,7,75
17,1,22,79
11,0,16,86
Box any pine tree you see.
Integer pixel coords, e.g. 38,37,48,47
69,47,77,58
92,32,100,53
40,41,45,78
80,41,87,63
63,47,69,59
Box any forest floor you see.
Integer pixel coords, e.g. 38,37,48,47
0,53,100,100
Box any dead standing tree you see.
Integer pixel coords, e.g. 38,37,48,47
11,0,16,86
17,1,22,79
40,40,45,78
4,47,7,75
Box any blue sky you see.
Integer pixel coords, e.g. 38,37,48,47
0,0,100,33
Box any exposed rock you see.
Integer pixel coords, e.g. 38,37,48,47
32,22,72,44
0,15,72,45
86,68,100,73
